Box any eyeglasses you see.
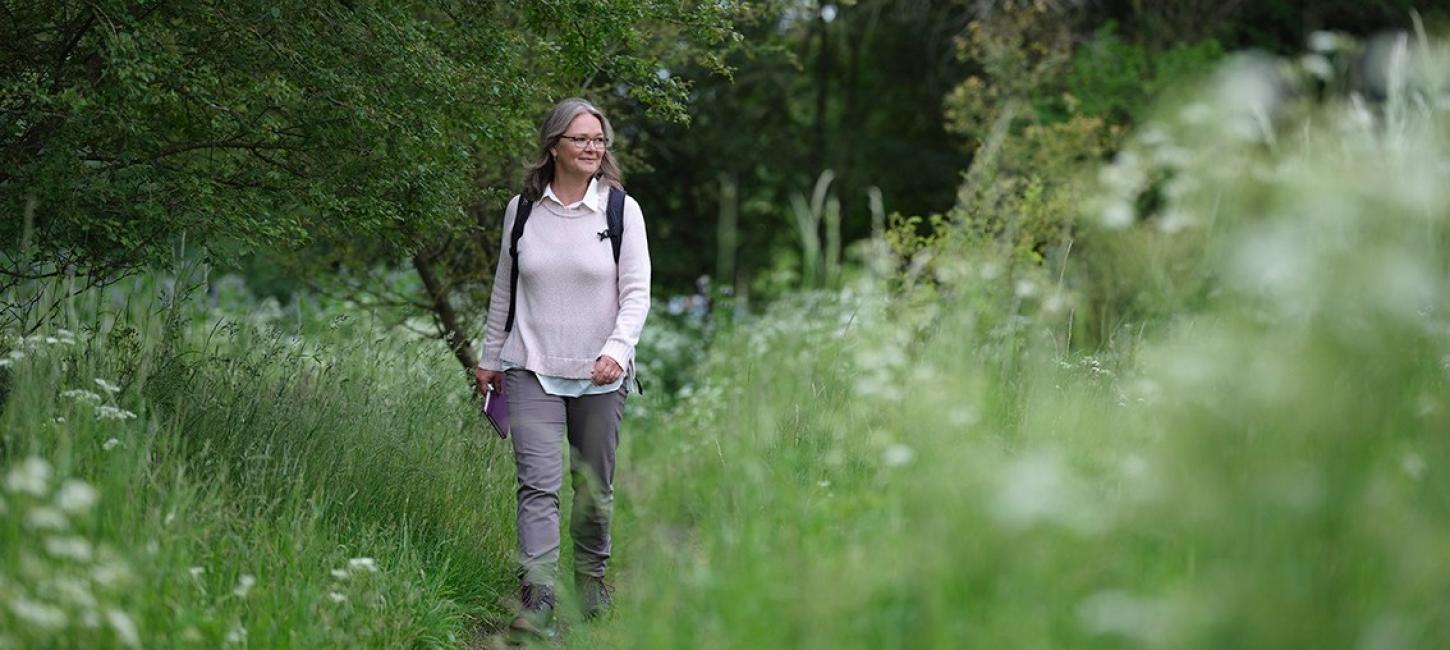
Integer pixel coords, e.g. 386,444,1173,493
559,135,611,150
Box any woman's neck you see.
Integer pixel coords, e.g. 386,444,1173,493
550,169,591,204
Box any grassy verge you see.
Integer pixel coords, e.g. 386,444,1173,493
1,280,517,647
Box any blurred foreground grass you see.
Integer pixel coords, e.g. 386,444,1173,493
574,42,1450,649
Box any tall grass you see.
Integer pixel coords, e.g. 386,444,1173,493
571,38,1450,648
1,274,518,647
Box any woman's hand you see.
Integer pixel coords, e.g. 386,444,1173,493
591,355,623,386
475,367,503,394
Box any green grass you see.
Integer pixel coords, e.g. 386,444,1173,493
1,280,518,647
569,48,1450,648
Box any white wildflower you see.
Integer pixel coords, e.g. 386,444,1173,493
94,378,121,394
1301,54,1333,80
0,357,11,368
1308,30,1339,53
948,407,980,427
6,456,53,495
56,479,99,514
1077,589,1180,643
26,506,68,531
1215,54,1282,124
993,451,1073,528
1137,125,1169,147
61,388,103,404
1401,453,1426,481
1014,279,1039,299
1156,209,1195,234
979,261,1001,281
53,577,99,609
1228,223,1312,299
53,416,66,424
91,560,133,588
1119,454,1151,482
103,438,122,451
1100,200,1134,229
1041,292,1068,315
96,406,138,421
45,337,58,344
817,479,831,489
1150,143,1191,168
1100,150,1146,192
10,597,67,629
106,609,141,648
882,444,915,468
6,349,23,361
328,591,347,603
347,557,378,573
233,574,256,598
330,568,348,580
226,625,247,644
44,535,94,562
189,566,205,580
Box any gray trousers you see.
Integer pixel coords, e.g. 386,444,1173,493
505,369,626,587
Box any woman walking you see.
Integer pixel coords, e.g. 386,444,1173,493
475,97,650,638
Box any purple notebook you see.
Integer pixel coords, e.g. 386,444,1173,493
483,385,509,439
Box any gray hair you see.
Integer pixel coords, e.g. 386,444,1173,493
522,98,623,201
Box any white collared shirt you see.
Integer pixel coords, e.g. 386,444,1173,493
542,176,602,213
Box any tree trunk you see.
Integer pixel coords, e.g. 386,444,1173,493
811,1,832,175
412,250,478,372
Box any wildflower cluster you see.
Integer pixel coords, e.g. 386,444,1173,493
0,457,139,648
57,376,137,424
0,329,78,369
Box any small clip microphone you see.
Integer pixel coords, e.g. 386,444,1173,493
597,230,610,241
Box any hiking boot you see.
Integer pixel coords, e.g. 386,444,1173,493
575,572,613,620
509,583,556,640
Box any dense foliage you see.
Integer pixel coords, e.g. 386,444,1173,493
2,0,736,358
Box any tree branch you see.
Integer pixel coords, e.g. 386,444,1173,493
412,249,478,371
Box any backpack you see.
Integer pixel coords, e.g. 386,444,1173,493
502,186,642,391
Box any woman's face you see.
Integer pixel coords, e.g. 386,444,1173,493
551,112,605,180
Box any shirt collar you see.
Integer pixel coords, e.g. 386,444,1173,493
543,176,602,212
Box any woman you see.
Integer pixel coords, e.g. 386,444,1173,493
475,97,650,636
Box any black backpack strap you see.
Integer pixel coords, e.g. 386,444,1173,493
606,187,626,263
606,186,643,394
504,196,534,333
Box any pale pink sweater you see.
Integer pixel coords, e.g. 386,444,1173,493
479,183,651,379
